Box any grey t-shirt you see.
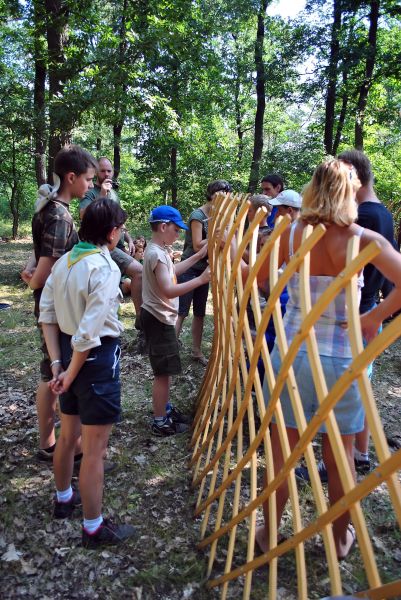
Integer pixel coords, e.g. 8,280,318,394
141,241,179,326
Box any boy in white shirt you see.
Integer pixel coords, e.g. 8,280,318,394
141,206,211,436
39,198,135,548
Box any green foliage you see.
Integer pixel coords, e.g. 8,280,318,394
1,0,401,234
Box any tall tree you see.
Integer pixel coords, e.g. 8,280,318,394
355,0,380,149
324,0,342,154
248,0,268,193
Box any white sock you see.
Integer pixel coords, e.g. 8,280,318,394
56,486,73,503
83,515,103,534
354,449,369,460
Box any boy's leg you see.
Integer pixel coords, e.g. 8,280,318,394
80,424,113,519
152,375,171,417
36,381,57,450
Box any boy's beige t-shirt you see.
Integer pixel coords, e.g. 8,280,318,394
141,241,179,326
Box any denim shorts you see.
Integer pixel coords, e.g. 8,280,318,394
264,347,365,435
140,308,182,376
59,333,122,425
178,267,209,317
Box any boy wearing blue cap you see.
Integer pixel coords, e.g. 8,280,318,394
142,205,211,436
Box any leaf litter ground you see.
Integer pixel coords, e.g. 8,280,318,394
0,239,400,599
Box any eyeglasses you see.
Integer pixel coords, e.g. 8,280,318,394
116,225,127,233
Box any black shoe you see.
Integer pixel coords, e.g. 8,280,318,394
53,488,82,519
168,405,192,425
295,460,328,484
73,458,117,476
151,417,190,437
354,457,371,473
82,518,136,549
36,447,55,463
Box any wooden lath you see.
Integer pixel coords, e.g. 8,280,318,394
190,193,401,599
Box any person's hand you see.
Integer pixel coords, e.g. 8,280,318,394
196,243,209,260
360,311,382,343
20,268,35,285
49,369,73,395
100,179,113,197
127,239,136,256
215,227,228,249
199,266,211,285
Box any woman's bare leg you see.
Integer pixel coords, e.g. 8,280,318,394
322,432,356,559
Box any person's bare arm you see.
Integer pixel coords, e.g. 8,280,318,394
50,348,90,394
124,231,136,256
155,261,210,298
21,251,37,284
41,322,64,383
191,220,205,252
360,230,401,340
174,241,208,276
29,256,57,290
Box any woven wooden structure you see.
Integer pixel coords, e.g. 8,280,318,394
190,192,401,599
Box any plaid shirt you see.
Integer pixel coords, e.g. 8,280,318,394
32,199,78,265
283,272,363,358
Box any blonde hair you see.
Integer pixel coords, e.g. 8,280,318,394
301,158,360,226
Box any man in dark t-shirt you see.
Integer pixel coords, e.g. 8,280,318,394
338,149,396,470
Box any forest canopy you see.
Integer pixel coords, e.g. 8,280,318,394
1,0,400,237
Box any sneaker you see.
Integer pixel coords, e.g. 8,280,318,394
354,457,371,473
82,518,136,549
53,488,82,519
73,458,117,476
151,417,190,437
295,460,328,484
168,405,192,425
36,447,55,463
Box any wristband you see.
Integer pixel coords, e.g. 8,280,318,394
50,359,62,368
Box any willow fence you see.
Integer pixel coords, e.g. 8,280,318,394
190,192,401,600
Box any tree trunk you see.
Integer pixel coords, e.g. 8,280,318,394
113,123,122,179
324,0,342,155
332,70,349,155
33,0,47,186
45,0,70,181
248,0,268,193
355,0,379,150
112,0,128,181
170,146,178,207
10,137,20,239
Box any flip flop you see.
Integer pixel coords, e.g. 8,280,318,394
191,354,208,366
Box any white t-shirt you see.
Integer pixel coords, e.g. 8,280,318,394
142,241,178,326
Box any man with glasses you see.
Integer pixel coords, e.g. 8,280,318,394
80,157,142,326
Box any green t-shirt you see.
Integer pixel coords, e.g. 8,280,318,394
79,184,119,211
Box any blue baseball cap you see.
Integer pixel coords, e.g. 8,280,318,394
149,205,188,230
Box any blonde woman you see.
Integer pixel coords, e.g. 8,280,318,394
256,158,401,559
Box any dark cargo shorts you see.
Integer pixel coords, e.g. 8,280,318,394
140,308,181,376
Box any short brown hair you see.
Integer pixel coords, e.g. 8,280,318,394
337,149,373,186
54,145,98,182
